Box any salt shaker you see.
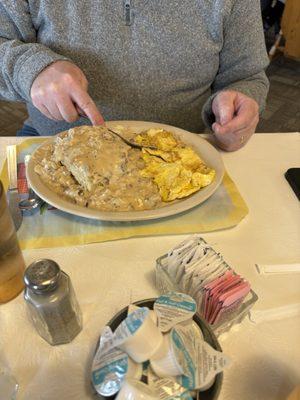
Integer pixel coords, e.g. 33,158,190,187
24,259,82,345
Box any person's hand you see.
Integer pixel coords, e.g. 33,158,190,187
30,61,104,125
211,90,259,151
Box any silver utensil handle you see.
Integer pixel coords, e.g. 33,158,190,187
24,155,31,189
6,145,18,190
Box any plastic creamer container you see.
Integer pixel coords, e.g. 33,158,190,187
91,327,142,397
116,379,157,400
172,325,230,391
154,292,197,332
114,307,163,363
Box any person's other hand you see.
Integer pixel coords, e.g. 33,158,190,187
211,90,259,151
30,61,104,125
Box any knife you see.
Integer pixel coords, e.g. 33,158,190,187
6,145,23,231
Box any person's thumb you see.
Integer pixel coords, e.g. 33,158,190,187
212,92,235,126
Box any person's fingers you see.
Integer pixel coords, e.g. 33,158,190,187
31,92,54,120
212,111,258,135
213,94,259,135
212,104,258,135
56,94,79,123
37,103,55,121
30,61,101,124
212,92,235,125
32,86,63,120
46,100,65,121
213,119,258,152
75,105,89,120
211,90,259,151
71,88,104,126
213,113,259,135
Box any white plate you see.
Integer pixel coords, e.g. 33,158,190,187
27,121,225,221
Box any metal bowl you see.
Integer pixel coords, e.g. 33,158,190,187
100,298,223,400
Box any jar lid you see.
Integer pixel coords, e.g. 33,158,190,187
24,259,61,293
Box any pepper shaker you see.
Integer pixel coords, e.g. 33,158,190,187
24,259,82,345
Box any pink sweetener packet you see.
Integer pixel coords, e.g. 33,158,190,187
210,299,238,325
206,274,241,321
203,271,233,317
203,269,232,291
207,277,245,323
188,259,228,309
205,270,236,293
208,300,223,324
210,281,250,325
219,281,251,307
212,283,251,325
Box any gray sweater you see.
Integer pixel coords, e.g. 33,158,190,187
0,0,269,135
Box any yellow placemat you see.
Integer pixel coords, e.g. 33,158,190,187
1,138,248,250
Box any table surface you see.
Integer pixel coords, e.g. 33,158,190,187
0,133,300,400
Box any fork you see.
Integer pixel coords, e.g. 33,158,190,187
106,127,158,151
77,109,158,150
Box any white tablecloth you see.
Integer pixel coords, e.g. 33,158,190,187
0,133,300,400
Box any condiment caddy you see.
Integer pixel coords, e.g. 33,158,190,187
156,235,258,336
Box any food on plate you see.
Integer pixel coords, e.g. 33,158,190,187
135,129,215,201
33,126,215,212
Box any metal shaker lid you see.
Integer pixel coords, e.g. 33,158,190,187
24,259,61,293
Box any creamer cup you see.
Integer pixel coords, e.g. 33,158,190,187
91,327,142,396
154,293,197,332
173,325,231,391
150,334,184,377
150,319,204,379
179,319,204,341
116,379,157,400
115,307,163,363
148,367,193,399
128,304,158,326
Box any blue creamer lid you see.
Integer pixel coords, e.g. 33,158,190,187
154,292,197,332
171,327,197,389
172,325,231,391
91,326,129,396
114,307,149,343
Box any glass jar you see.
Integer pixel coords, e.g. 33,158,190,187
24,259,82,345
0,363,18,400
0,180,25,303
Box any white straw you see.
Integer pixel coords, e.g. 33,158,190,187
255,263,300,275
